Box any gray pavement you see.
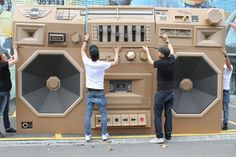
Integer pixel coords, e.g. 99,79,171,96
0,98,236,156
0,137,235,157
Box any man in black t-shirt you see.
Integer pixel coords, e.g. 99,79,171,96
143,34,175,144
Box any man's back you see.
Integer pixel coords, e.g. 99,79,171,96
154,54,175,90
82,56,110,90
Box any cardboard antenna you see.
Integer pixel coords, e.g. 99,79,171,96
84,6,88,35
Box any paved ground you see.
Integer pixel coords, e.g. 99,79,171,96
0,135,236,157
0,98,236,156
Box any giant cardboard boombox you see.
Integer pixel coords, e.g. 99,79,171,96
13,5,225,134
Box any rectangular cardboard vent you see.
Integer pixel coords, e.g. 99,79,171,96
160,28,192,38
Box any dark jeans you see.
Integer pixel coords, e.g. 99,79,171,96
0,91,11,130
222,90,230,125
154,90,174,139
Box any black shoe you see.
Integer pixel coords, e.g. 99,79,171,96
222,124,228,130
5,127,16,133
0,132,5,138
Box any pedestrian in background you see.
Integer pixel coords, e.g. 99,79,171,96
0,42,18,138
221,47,233,130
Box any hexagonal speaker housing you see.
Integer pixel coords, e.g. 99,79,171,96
18,50,84,117
172,53,222,117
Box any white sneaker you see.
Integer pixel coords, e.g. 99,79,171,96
85,134,91,142
149,138,164,144
102,133,109,141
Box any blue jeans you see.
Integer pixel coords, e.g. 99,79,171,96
154,90,174,139
84,90,108,136
0,92,9,116
222,90,230,125
0,92,11,130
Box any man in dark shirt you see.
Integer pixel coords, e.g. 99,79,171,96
143,34,175,144
0,43,19,138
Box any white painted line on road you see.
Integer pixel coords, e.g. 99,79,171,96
10,111,16,118
228,120,236,126
230,105,236,108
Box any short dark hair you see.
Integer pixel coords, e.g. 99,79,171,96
89,45,99,61
157,47,170,58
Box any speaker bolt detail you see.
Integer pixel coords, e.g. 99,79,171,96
180,78,193,92
47,76,61,91
140,52,148,61
125,51,136,61
72,33,80,43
